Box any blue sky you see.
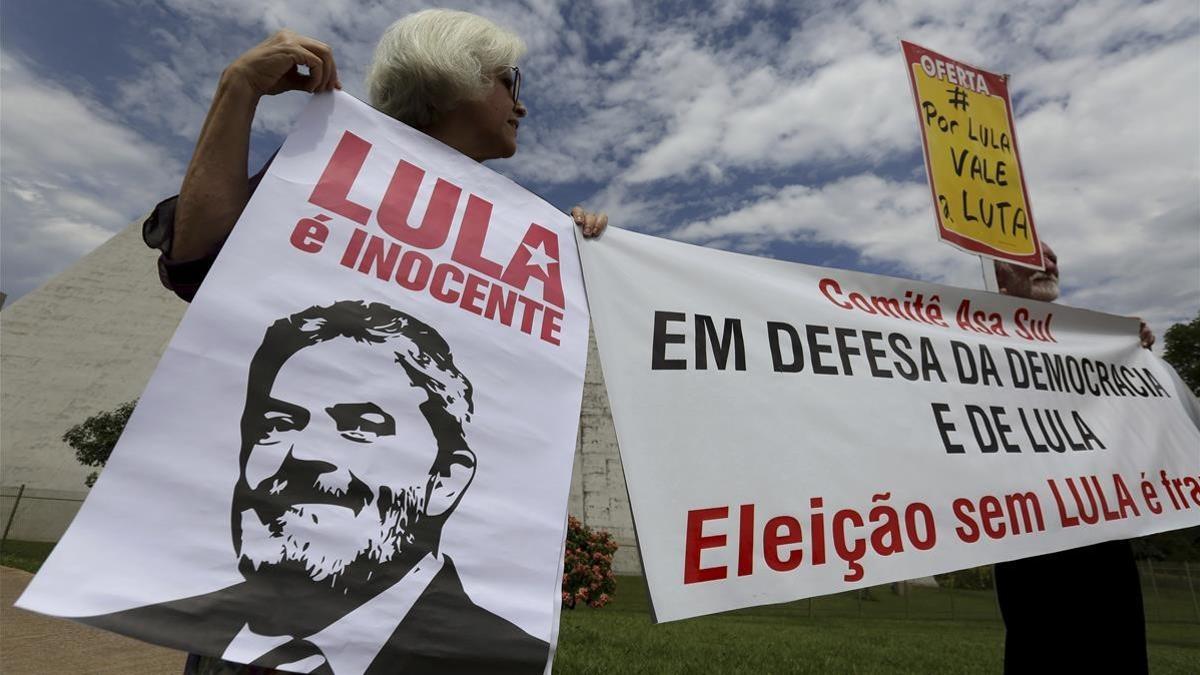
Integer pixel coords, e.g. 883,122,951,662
2,0,1197,344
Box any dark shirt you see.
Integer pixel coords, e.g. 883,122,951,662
143,158,274,302
994,540,1147,674
85,556,548,675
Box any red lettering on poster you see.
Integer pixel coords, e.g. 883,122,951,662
304,130,570,346
684,507,729,584
309,132,373,225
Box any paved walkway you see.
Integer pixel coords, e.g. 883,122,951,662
2,566,187,674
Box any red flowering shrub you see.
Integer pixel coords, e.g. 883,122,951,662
561,516,618,609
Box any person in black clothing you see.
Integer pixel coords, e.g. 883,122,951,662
992,241,1151,674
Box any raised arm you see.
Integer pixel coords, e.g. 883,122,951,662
171,30,341,261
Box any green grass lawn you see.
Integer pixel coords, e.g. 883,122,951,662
3,543,1196,672
555,576,1200,674
0,539,55,573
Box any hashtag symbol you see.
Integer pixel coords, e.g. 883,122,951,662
947,86,969,111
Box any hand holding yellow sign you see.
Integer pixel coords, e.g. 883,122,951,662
902,41,1044,269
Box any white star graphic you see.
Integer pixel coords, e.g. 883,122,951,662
521,240,557,275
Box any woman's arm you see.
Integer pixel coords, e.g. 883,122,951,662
171,30,341,261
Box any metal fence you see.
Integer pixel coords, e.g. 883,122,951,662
746,562,1200,625
1,485,87,545
1138,559,1200,624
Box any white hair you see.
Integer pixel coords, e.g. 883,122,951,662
367,9,526,128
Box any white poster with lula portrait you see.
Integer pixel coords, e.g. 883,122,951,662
17,90,589,675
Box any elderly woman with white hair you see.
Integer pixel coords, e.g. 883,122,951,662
141,10,603,675
146,9,607,302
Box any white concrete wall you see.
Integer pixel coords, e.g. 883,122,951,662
575,329,641,574
0,221,185,540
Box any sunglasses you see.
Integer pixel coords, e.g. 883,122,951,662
500,65,521,103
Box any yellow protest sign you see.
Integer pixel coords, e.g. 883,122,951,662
902,41,1043,269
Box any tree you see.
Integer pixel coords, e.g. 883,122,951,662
1132,311,1200,560
1162,311,1200,396
62,400,137,487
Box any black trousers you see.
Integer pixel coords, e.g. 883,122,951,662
994,540,1147,674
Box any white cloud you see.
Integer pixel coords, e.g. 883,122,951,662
616,0,1199,346
1008,34,1200,340
1033,0,1192,55
671,174,981,285
3,0,1195,345
0,52,184,298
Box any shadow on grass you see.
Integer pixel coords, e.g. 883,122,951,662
556,575,1200,674
2,545,1196,672
0,540,55,574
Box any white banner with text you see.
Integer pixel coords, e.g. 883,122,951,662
579,226,1200,623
